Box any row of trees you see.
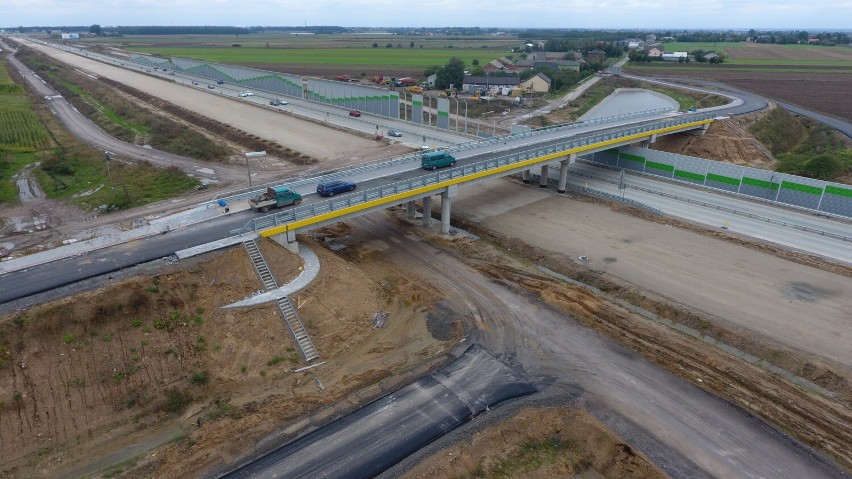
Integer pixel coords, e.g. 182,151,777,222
657,29,849,46
423,55,598,93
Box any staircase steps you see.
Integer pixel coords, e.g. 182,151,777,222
244,239,277,290
276,297,319,362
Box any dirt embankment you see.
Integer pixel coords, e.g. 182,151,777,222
444,214,852,470
650,118,777,168
405,407,667,479
0,236,451,479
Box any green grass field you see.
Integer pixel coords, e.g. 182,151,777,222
659,42,852,67
0,96,51,153
130,46,499,69
84,32,518,50
625,65,852,73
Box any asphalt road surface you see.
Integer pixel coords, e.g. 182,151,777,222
350,214,846,479
223,345,534,479
1,43,250,184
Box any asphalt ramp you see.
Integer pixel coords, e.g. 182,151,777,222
222,344,535,478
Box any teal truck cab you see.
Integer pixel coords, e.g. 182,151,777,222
421,151,456,170
249,186,302,213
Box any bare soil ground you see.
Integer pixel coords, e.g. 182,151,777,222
3,40,850,478
0,236,452,478
405,407,667,479
650,119,776,168
626,67,852,121
2,205,851,477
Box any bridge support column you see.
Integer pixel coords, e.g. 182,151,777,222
539,165,550,188
406,200,416,219
269,230,300,254
440,185,457,235
422,196,433,226
440,194,451,234
643,133,658,147
522,170,531,183
556,153,577,193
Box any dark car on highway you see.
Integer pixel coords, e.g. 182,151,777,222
317,180,356,197
349,110,361,117
216,79,225,84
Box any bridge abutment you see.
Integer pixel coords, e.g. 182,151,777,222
269,230,300,254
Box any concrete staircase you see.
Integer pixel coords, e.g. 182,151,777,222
277,297,319,362
243,238,318,362
244,239,277,290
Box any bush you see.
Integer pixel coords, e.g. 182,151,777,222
191,369,209,385
162,388,192,413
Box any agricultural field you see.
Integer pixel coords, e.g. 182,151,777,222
0,59,54,204
0,96,50,152
92,33,519,77
624,42,852,121
662,42,852,66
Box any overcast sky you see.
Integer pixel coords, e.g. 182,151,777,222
4,0,849,30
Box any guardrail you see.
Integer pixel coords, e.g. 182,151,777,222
233,113,713,234
570,164,852,243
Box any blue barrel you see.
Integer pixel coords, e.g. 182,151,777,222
218,199,228,208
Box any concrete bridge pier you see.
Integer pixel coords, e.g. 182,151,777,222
269,230,300,254
440,185,457,234
539,165,550,188
522,169,531,183
642,133,658,148
422,196,433,226
406,200,416,219
557,153,576,193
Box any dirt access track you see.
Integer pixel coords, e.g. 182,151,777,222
2,39,850,478
21,40,392,163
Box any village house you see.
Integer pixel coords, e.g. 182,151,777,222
585,49,606,64
462,75,520,93
520,72,551,94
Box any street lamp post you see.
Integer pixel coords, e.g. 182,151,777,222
400,91,409,122
245,151,267,188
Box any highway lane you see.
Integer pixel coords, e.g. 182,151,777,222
24,39,472,149
1,41,248,183
563,161,852,263
224,345,534,479
0,211,255,305
359,214,848,479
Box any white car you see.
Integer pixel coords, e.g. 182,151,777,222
239,91,254,97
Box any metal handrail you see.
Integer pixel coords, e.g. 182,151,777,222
233,113,712,233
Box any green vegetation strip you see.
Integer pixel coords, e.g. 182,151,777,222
825,184,852,198
645,160,675,172
131,47,488,68
780,180,823,195
674,170,706,181
742,176,780,190
619,152,645,164
707,172,741,186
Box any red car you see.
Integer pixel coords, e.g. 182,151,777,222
349,110,361,117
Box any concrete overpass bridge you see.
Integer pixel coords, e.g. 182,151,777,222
236,113,715,250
